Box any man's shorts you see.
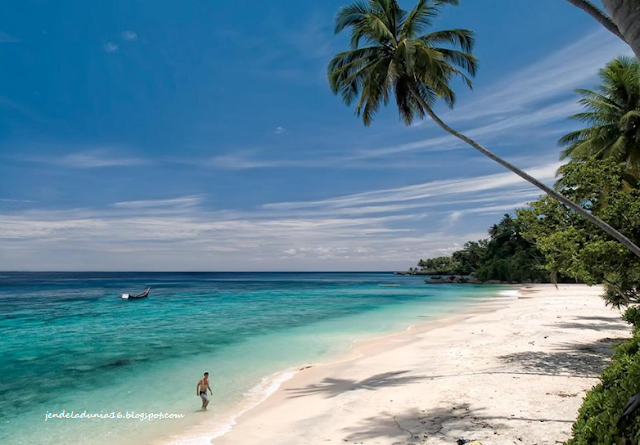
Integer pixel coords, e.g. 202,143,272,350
200,392,209,402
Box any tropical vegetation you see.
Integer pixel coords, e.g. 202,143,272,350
415,215,552,283
327,0,640,259
560,57,640,178
566,306,640,445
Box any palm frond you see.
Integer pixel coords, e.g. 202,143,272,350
432,47,477,77
334,1,371,34
329,0,473,126
419,29,475,53
400,0,436,39
559,56,640,174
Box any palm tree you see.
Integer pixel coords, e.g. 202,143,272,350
560,57,640,176
562,0,640,61
597,0,640,61
327,0,640,258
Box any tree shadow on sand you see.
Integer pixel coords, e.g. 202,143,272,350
341,405,513,444
286,371,426,399
574,315,627,324
499,338,621,377
550,321,628,331
341,404,576,444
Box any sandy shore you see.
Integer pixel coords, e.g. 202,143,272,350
210,284,630,445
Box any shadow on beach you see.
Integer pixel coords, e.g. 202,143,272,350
498,337,621,377
341,404,576,443
286,371,426,399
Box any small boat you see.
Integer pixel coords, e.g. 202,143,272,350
121,287,150,300
379,284,401,288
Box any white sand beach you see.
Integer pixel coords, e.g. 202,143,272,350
210,284,630,445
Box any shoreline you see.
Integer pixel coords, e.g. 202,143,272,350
204,284,629,445
162,287,519,445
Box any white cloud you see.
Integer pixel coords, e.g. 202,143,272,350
447,29,632,123
0,198,34,203
264,162,559,211
112,195,203,209
0,163,557,270
103,42,119,53
274,127,286,134
23,150,147,168
121,30,138,41
355,100,580,158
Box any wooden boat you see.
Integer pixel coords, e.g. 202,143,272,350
121,287,150,300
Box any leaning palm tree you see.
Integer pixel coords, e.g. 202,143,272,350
560,56,640,176
327,0,640,258
599,0,640,61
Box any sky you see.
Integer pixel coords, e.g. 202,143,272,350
0,0,633,271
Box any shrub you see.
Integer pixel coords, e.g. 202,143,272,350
566,307,640,445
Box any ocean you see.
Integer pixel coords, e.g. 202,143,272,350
0,272,506,445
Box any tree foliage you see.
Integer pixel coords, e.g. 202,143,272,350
518,159,640,307
328,0,477,126
560,57,640,178
566,306,640,445
416,215,550,283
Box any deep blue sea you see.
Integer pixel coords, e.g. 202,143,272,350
0,272,505,445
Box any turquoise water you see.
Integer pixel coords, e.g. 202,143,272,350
0,272,503,445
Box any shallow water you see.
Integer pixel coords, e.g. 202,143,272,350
0,272,504,445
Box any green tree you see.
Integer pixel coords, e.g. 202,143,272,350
418,256,460,274
416,214,549,283
452,240,487,274
518,159,640,307
327,0,640,259
560,57,640,177
474,215,549,283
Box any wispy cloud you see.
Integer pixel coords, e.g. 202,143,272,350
121,30,138,41
274,126,286,134
113,195,203,209
0,162,555,270
22,150,148,169
0,198,34,203
103,42,119,53
264,162,559,211
447,29,632,123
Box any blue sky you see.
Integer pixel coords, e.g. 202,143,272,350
0,0,632,271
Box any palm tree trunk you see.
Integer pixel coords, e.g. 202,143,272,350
563,0,626,42
408,85,640,259
601,0,640,61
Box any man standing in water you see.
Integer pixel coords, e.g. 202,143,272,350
196,372,213,410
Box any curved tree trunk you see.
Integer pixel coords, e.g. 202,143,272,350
408,85,640,259
563,0,626,41
601,0,640,60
